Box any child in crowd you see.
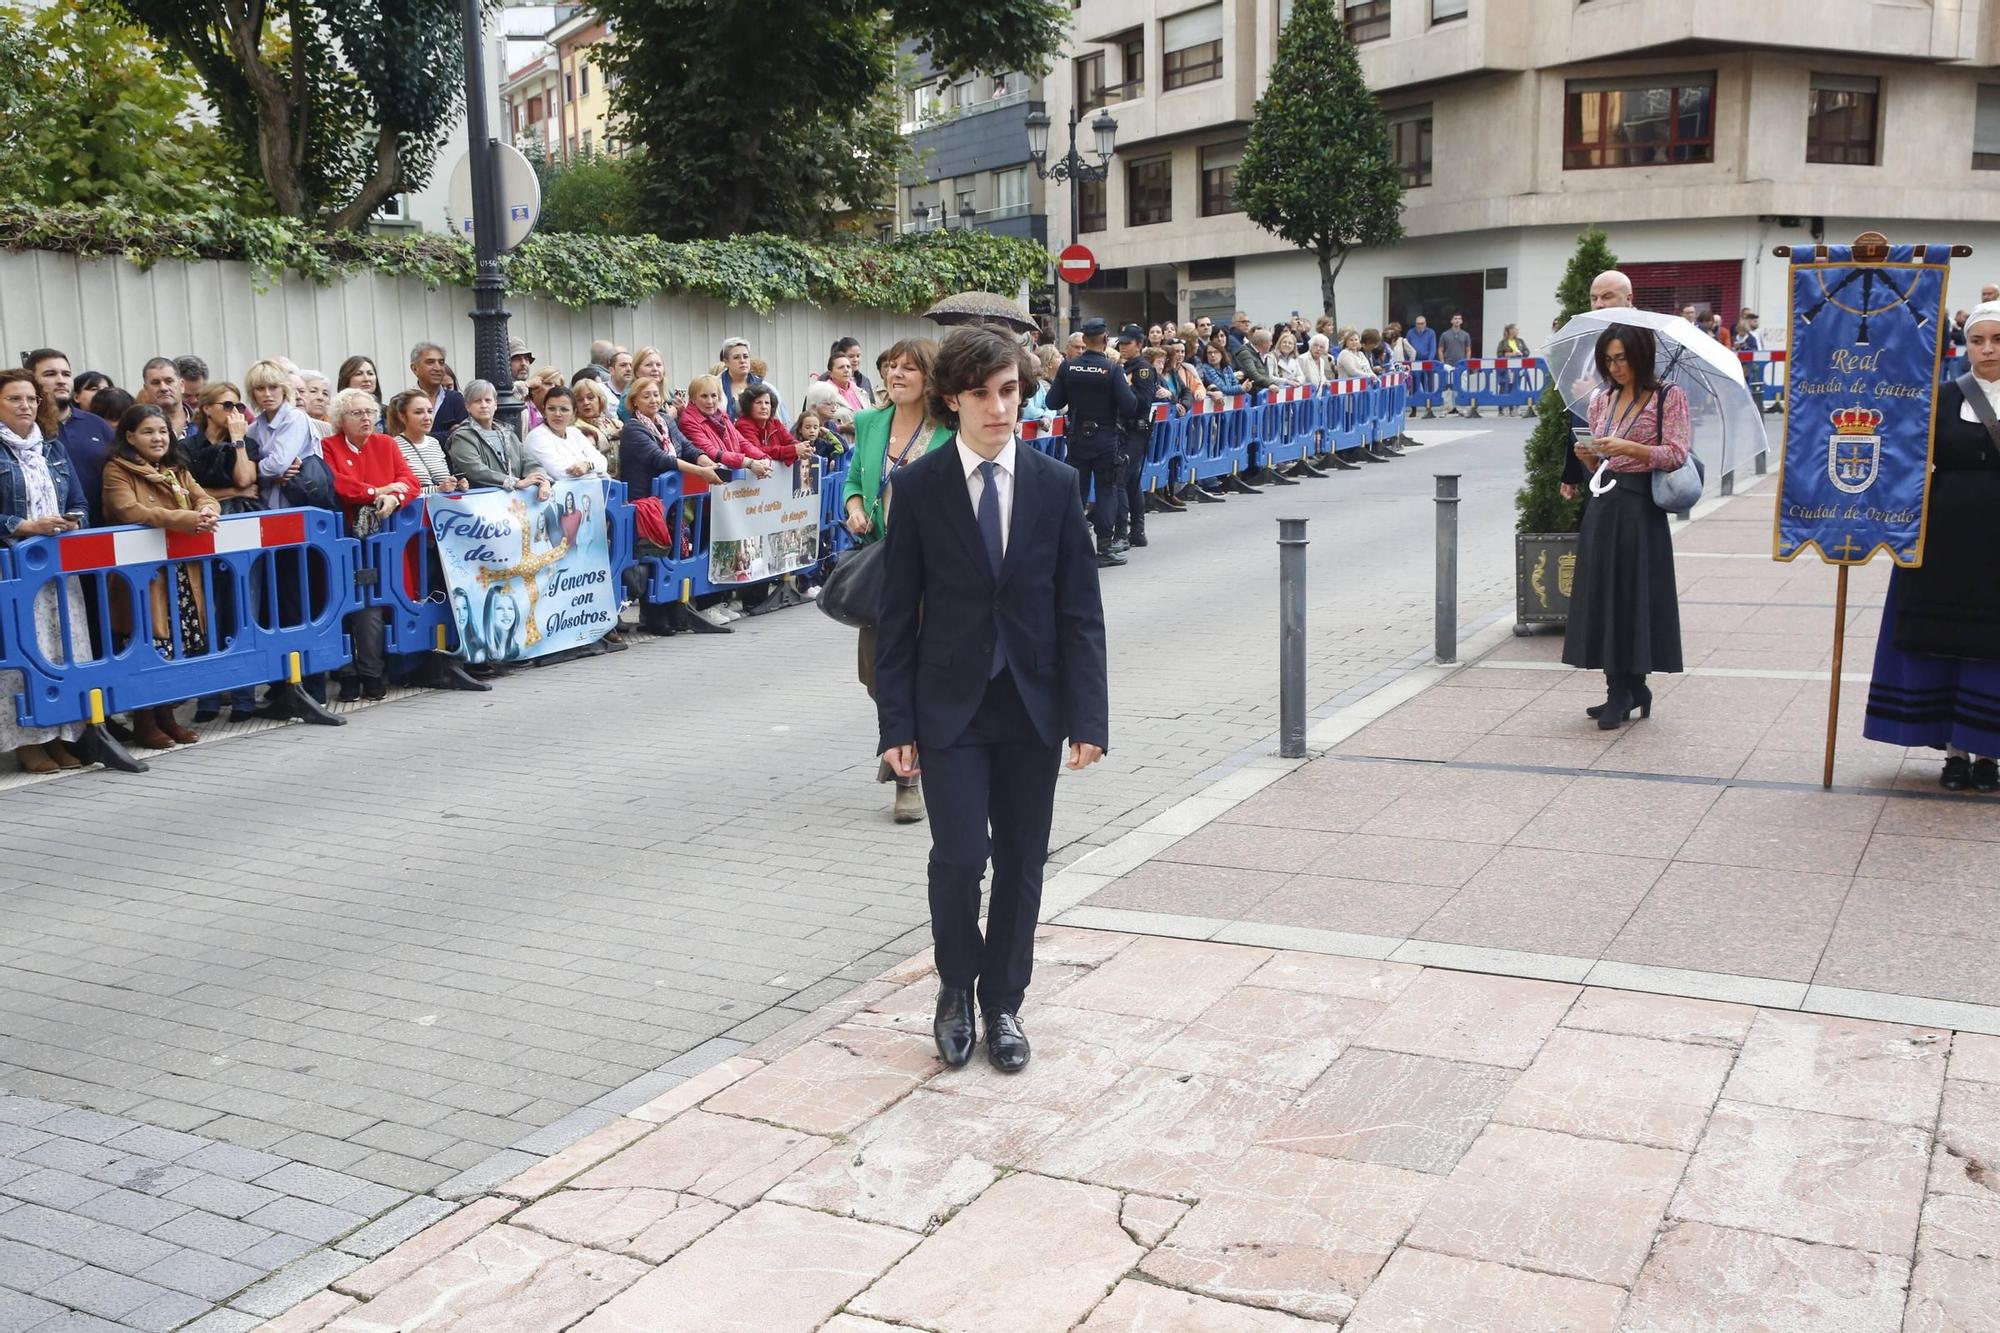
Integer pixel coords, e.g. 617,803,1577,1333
794,408,841,461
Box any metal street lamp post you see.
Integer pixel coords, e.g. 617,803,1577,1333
1024,103,1118,334
459,0,525,434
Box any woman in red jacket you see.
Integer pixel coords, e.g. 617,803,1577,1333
325,388,421,700
734,384,803,465
678,375,774,478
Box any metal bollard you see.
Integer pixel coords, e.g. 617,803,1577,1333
1278,517,1308,758
1434,475,1459,664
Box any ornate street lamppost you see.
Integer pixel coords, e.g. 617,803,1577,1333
458,0,526,433
1023,102,1118,333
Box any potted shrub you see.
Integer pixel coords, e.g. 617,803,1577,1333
1514,226,1617,633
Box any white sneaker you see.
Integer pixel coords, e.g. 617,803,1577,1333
695,605,731,628
717,607,742,623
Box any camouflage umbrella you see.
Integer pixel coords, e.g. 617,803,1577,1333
923,291,1037,334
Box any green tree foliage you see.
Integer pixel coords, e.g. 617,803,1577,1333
534,150,645,237
0,203,1054,314
106,0,463,228
593,0,1069,240
1516,225,1619,534
0,0,246,214
1235,0,1403,326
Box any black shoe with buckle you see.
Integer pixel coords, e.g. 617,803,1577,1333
1975,758,2000,793
1942,755,1973,792
984,1011,1030,1073
933,987,976,1068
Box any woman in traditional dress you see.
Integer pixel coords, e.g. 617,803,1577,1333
1863,300,2000,791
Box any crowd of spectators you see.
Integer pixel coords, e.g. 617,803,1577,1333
3,309,1512,775
0,332,896,772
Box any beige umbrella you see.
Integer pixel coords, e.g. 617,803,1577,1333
923,291,1037,334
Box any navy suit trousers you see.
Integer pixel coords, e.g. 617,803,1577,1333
919,669,1061,1015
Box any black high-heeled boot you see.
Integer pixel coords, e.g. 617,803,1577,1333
1586,671,1620,720
1596,677,1635,730
1627,673,1652,719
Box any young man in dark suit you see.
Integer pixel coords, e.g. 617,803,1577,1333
874,327,1111,1072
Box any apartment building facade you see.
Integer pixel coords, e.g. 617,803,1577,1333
897,60,1052,242
1040,0,2000,347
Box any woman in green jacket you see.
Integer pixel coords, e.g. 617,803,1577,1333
842,336,949,824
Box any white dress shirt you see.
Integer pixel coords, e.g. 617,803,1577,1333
524,424,609,477
957,436,1016,557
1962,370,2000,425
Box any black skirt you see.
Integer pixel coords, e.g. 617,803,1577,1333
1893,389,2000,659
1562,474,1683,675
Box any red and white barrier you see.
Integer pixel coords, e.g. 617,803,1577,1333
58,511,310,574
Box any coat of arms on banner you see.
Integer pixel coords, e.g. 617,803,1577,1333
1826,407,1883,495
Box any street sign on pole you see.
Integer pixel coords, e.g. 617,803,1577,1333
1058,243,1098,286
448,143,541,253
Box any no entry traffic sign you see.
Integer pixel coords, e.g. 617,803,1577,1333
1058,244,1097,286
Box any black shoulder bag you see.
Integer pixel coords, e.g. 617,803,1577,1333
817,457,899,630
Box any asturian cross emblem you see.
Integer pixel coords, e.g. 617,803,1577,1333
474,496,571,647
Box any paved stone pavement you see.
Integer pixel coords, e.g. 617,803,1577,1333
1058,471,2000,1035
258,926,2000,1333
0,421,1528,1328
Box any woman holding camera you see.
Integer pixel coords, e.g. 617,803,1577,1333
1563,324,1686,728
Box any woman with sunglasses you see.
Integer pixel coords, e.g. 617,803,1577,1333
186,382,264,722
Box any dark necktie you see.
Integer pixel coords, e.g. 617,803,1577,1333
977,460,1006,677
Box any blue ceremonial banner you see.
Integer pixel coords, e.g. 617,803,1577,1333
429,477,616,663
1774,242,1951,566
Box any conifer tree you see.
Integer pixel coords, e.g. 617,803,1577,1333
1516,226,1618,533
1235,0,1403,324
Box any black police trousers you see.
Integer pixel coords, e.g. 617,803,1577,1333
1070,446,1123,547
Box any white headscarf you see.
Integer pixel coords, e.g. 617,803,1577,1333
1960,302,2000,419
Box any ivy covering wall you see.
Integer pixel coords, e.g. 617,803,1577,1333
0,206,1051,314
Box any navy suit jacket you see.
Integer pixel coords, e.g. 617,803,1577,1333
875,438,1110,755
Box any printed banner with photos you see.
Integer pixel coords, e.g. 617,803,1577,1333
430,477,617,662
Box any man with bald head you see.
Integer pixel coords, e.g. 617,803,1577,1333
1591,270,1634,311
1562,270,1636,498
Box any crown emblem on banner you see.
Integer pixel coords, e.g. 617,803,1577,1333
1830,407,1884,435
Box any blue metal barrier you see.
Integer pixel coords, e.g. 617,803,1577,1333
1405,361,1448,415
1381,371,1411,440
0,509,357,729
1740,351,1788,414
1140,406,1177,496
1451,359,1547,416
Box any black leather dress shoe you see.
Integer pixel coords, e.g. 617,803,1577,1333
985,1011,1030,1073
1975,758,2000,793
933,987,976,1068
1942,755,1973,792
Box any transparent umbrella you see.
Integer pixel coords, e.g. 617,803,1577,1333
1542,308,1769,486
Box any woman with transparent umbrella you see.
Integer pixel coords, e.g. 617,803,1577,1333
1562,323,1690,728
1545,309,1763,728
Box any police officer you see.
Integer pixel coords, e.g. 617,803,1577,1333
1043,316,1135,568
1115,325,1162,551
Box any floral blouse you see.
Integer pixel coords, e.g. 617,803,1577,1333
1589,385,1691,474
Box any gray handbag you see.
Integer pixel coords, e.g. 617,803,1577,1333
1649,386,1704,514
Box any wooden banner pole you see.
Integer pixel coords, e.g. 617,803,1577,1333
1824,565,1851,790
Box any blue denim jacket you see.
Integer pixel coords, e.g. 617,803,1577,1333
0,434,87,542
